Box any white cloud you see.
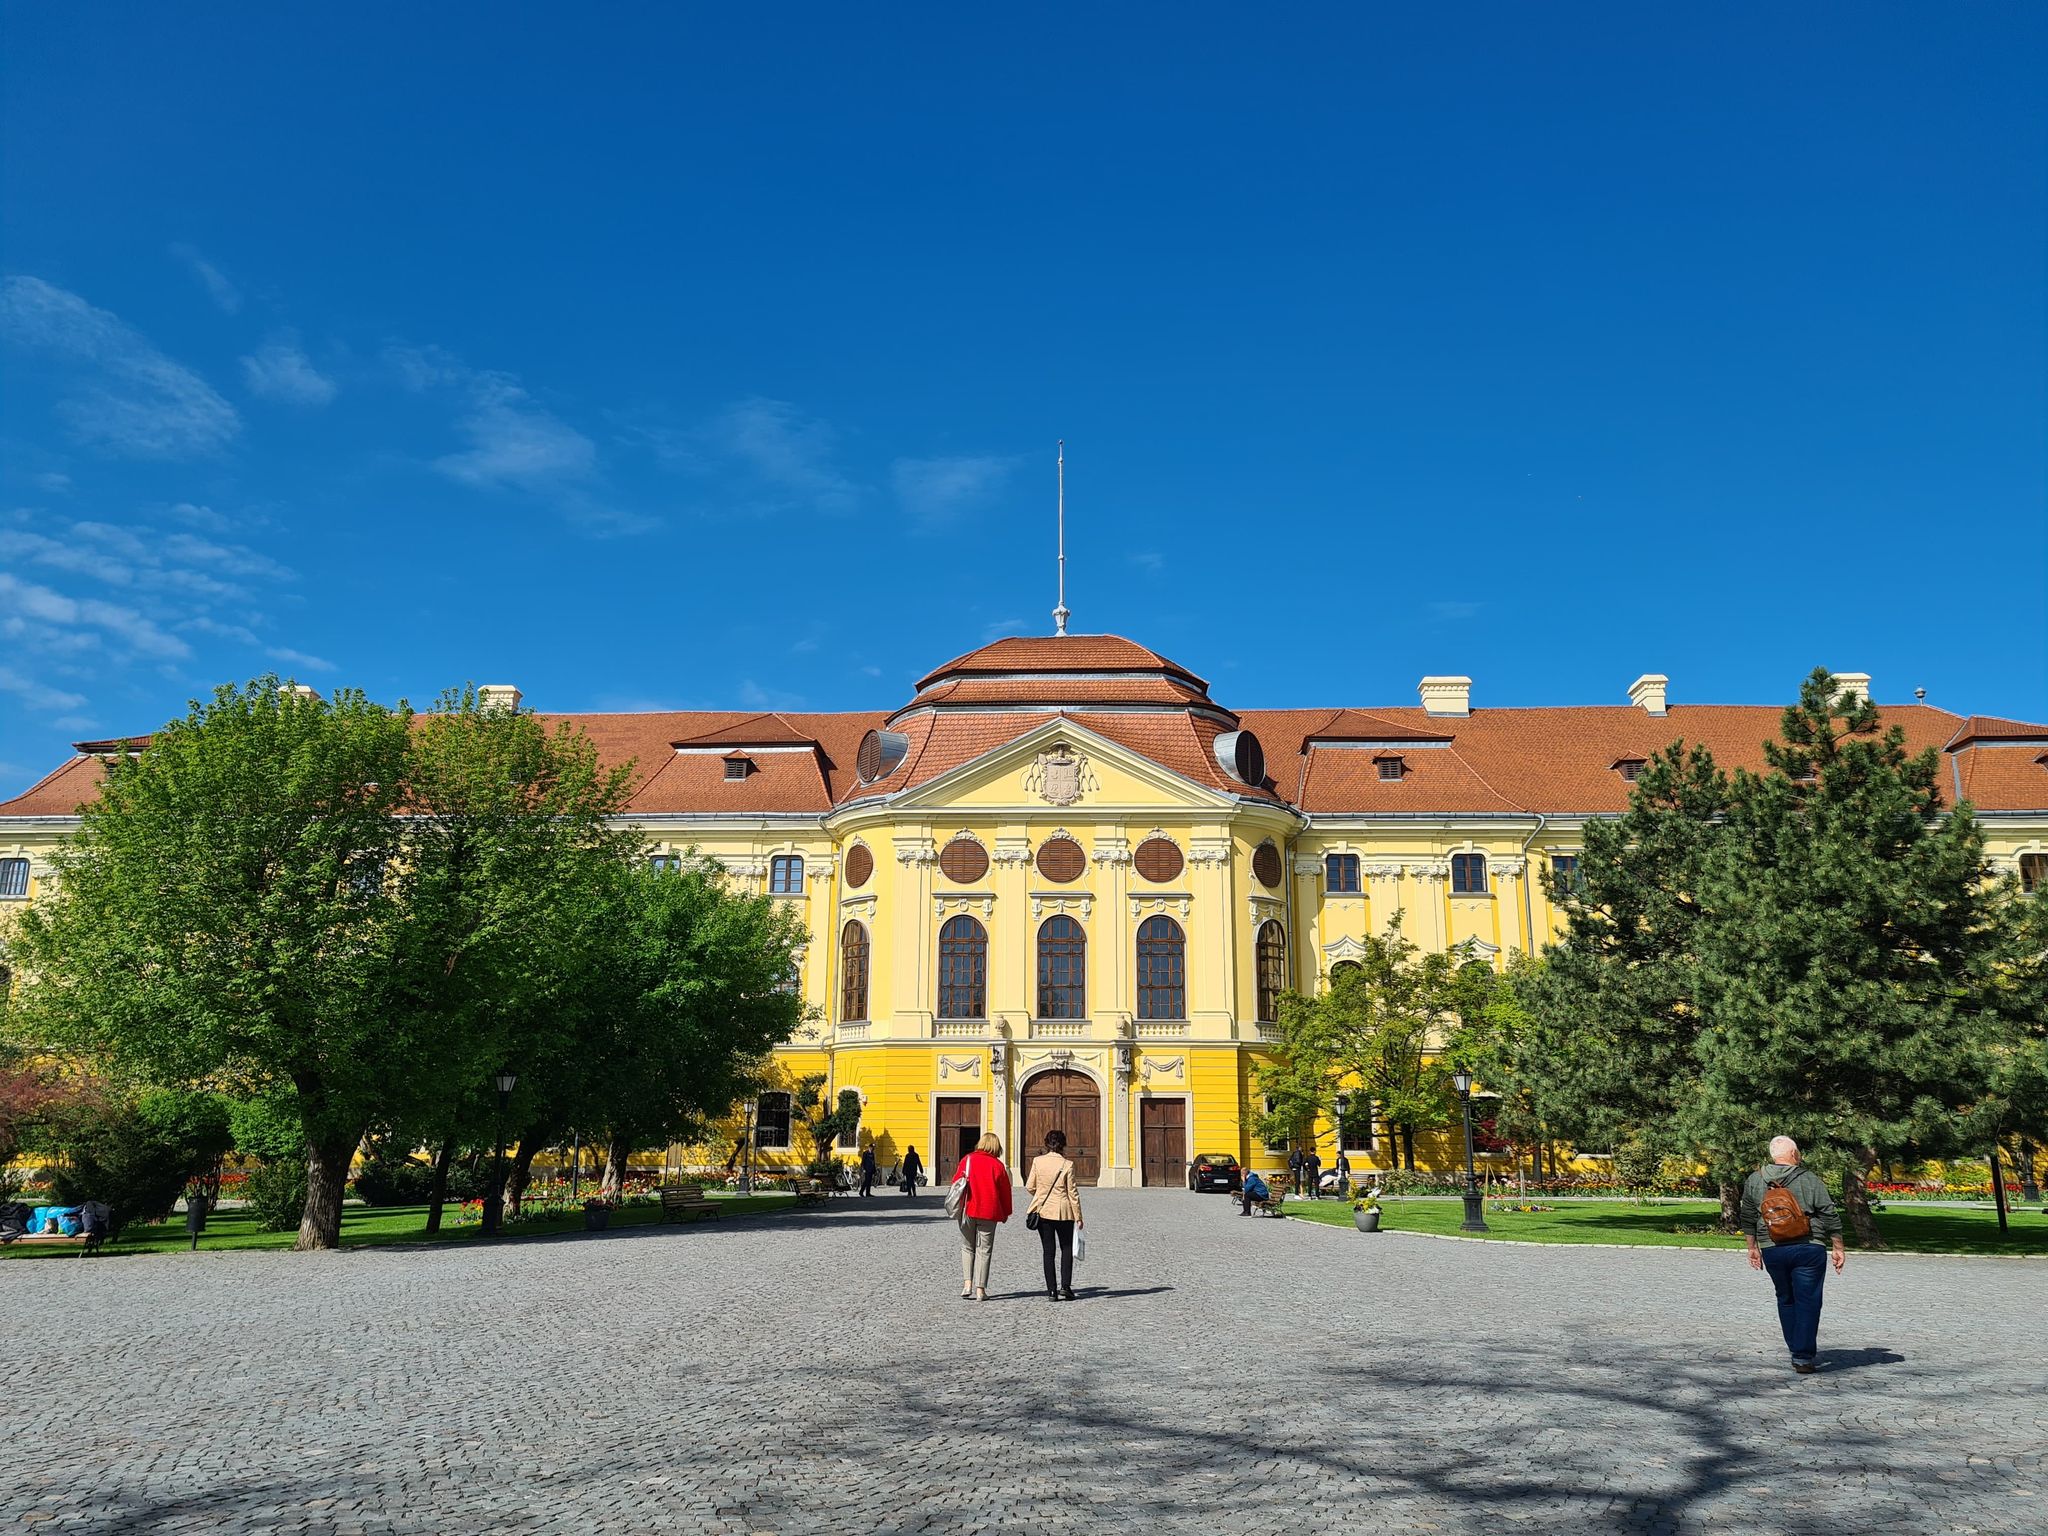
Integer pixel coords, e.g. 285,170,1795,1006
683,398,862,516
436,374,597,488
0,665,89,714
0,276,240,458
980,617,1026,642
1128,550,1165,574
241,335,336,406
170,244,242,314
270,647,337,674
0,572,191,658
34,471,71,493
168,501,233,532
891,453,1021,529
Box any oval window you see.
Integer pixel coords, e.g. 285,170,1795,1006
938,837,989,883
1252,841,1283,888
1133,836,1184,883
844,844,874,889
1035,837,1084,884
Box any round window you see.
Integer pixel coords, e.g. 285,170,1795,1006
938,838,989,883
1035,836,1084,883
844,844,874,889
1252,841,1283,888
1133,836,1184,883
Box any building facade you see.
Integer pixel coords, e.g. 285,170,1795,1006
5,634,2046,1188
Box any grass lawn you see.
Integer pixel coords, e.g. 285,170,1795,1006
0,1190,804,1260
1285,1197,2048,1256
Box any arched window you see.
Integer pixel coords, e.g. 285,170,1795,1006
769,855,805,894
1256,920,1287,1022
840,920,870,1022
755,1092,792,1149
1329,959,1362,987
937,915,987,1019
1036,916,1086,1019
1135,915,1185,1020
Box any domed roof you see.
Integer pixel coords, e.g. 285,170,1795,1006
914,634,1206,692
895,634,1227,722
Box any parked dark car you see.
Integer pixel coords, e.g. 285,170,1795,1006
1187,1153,1241,1193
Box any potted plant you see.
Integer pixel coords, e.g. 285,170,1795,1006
1353,1190,1382,1233
583,1197,612,1231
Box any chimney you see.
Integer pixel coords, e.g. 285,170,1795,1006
1418,676,1472,717
478,685,522,713
1628,674,1669,716
1833,673,1871,706
284,684,320,702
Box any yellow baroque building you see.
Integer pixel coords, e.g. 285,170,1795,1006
4,634,2047,1189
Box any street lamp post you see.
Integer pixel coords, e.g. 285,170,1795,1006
1451,1068,1488,1232
481,1067,518,1237
1333,1092,1351,1199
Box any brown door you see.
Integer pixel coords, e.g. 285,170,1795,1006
1020,1069,1101,1185
1140,1099,1187,1188
934,1097,982,1186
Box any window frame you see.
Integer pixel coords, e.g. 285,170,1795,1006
1450,852,1489,895
769,854,805,895
839,919,870,1022
1135,914,1186,1021
648,853,683,874
755,1092,792,1150
1035,914,1086,1020
1549,853,1583,895
0,858,27,900
1255,920,1288,1022
1262,1095,1290,1154
1339,1097,1375,1153
1324,852,1361,894
937,914,988,1020
2020,852,2047,895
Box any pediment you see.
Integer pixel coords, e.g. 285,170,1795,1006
882,717,1235,814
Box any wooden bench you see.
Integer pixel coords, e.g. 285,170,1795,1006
1250,1187,1288,1218
658,1184,722,1222
792,1177,829,1203
0,1228,108,1255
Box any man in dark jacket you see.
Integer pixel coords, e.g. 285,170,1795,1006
1303,1149,1322,1200
1287,1147,1305,1197
1738,1136,1848,1373
858,1145,877,1198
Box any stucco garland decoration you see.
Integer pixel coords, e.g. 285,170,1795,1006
1490,856,1527,877
1361,862,1405,880
937,1054,983,1081
1092,835,1131,866
1130,894,1192,920
992,837,1032,867
1140,1055,1187,1082
1030,894,1094,920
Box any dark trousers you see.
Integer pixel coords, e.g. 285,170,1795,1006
859,1169,874,1197
902,1172,917,1197
1761,1242,1828,1361
1037,1218,1075,1293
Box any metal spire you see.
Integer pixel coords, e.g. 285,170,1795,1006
1053,440,1070,637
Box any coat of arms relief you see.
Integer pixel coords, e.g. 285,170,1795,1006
1023,746,1097,807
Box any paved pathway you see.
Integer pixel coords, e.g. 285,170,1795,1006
7,1191,2042,1533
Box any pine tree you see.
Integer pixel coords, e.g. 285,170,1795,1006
1686,671,2015,1248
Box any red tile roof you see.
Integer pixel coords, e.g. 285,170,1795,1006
4,668,2042,821
915,634,1205,692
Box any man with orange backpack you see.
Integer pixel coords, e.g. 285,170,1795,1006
1739,1136,1848,1374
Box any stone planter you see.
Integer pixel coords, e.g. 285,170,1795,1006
1353,1207,1381,1233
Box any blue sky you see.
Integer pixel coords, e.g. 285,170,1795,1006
3,6,2044,796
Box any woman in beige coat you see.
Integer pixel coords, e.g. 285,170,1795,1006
1023,1128,1084,1302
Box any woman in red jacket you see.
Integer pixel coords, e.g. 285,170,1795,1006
955,1132,1014,1302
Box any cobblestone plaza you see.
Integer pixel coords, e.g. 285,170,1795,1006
10,1194,2043,1534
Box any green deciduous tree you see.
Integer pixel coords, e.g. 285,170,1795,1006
11,680,413,1249
1255,919,1457,1170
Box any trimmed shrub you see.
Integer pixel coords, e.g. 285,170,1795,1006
243,1158,309,1232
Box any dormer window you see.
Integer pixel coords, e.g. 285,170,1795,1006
1614,758,1646,783
723,754,754,781
1376,755,1405,782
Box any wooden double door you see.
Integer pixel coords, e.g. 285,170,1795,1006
934,1097,982,1187
1020,1069,1101,1185
1140,1098,1187,1188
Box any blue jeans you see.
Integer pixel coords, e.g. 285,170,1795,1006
1761,1242,1828,1362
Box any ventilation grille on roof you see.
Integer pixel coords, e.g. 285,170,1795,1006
856,729,909,784
1213,730,1266,787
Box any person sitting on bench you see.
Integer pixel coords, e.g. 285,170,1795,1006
1240,1169,1269,1216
